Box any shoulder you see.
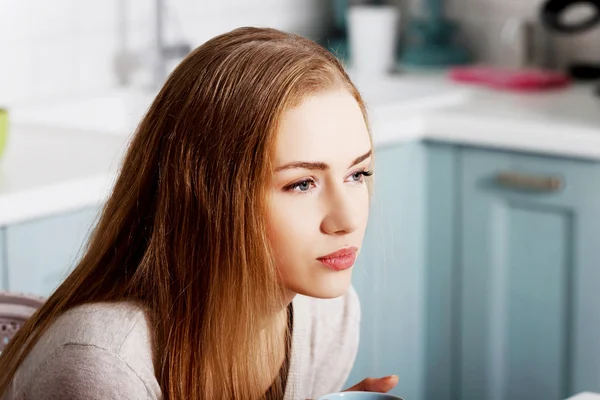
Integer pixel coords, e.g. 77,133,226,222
12,302,160,399
32,302,155,367
15,343,155,400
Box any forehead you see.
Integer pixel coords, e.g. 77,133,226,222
273,90,370,166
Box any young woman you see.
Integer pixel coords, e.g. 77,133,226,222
0,27,398,399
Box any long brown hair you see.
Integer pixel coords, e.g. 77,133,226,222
0,27,368,399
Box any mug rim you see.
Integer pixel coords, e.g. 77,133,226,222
318,391,404,400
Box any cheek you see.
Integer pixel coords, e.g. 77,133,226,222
355,187,371,233
266,186,371,296
267,196,320,270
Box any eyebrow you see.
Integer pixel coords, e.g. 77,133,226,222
275,149,372,172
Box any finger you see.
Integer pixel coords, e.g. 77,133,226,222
344,375,399,392
344,377,377,391
374,375,399,392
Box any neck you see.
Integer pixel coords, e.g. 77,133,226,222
280,288,296,310
270,288,296,329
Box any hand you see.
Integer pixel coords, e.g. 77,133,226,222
343,375,399,392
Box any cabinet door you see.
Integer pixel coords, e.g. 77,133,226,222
348,143,426,400
459,148,600,400
5,207,100,297
424,143,460,400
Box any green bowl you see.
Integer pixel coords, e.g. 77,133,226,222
0,108,7,160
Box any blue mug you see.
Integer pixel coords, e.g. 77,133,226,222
318,392,404,400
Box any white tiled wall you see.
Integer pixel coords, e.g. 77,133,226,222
441,0,600,68
0,0,328,105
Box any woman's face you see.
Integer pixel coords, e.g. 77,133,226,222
268,89,372,299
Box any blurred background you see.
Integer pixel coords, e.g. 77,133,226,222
1,0,599,104
1,1,600,400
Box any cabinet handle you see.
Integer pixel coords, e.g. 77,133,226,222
495,171,563,192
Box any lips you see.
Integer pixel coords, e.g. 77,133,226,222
317,246,358,271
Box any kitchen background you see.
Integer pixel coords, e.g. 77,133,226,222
2,0,600,104
1,1,600,400
0,0,329,103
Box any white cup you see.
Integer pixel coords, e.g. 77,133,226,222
347,5,399,75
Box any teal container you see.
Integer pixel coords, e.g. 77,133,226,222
326,0,350,63
400,0,471,67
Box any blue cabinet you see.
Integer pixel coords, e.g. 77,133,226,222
456,147,600,400
4,207,99,297
423,143,460,400
349,142,600,400
348,142,427,400
422,143,600,400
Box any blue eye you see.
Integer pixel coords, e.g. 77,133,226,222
351,172,363,182
349,170,374,183
286,179,316,193
295,181,312,191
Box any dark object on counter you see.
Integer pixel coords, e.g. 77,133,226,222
540,0,600,95
541,0,600,34
567,63,600,98
400,0,471,67
568,63,600,80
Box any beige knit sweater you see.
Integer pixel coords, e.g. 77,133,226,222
5,287,360,400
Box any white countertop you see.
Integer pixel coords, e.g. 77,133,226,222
366,73,600,159
0,124,128,225
2,73,600,226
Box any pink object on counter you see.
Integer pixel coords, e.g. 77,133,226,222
449,66,571,91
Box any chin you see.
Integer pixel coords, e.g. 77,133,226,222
297,269,354,299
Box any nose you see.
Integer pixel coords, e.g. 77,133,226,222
320,183,359,235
